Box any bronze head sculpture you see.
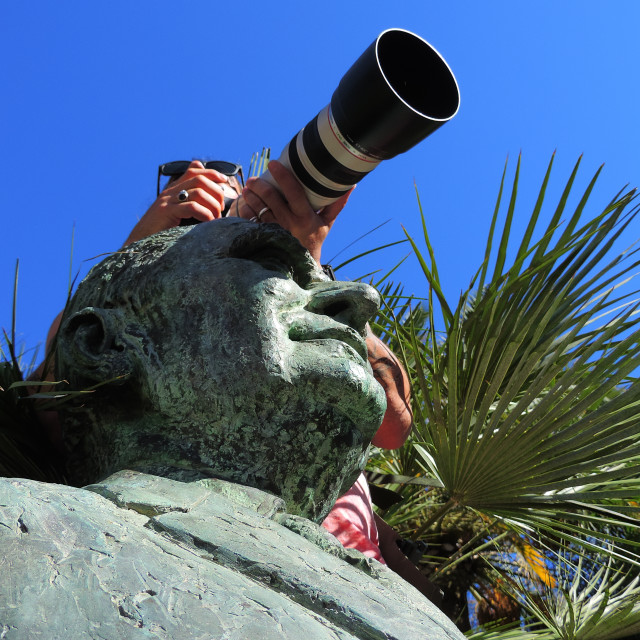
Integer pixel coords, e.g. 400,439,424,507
56,218,387,522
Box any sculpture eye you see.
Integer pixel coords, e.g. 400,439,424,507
250,247,295,278
228,226,317,288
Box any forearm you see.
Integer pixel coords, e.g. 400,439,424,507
366,326,412,449
374,514,443,606
30,311,63,383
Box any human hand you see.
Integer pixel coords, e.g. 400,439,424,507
233,160,354,264
123,161,237,247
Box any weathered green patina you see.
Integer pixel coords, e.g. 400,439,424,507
57,219,386,522
0,220,465,639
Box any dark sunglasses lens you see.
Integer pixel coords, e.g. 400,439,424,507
160,161,191,176
203,161,240,176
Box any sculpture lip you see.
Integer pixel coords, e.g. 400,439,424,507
290,324,369,365
309,338,367,366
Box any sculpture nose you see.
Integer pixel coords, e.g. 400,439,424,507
306,281,380,334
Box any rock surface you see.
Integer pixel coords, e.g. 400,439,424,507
0,472,465,640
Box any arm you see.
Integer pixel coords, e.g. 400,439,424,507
366,327,412,449
374,514,443,605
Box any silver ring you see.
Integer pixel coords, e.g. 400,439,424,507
178,189,189,202
256,206,270,222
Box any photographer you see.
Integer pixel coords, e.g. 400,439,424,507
126,159,353,265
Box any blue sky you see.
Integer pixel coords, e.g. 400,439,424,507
2,1,639,364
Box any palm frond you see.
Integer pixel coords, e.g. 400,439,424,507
389,156,640,555
514,546,640,640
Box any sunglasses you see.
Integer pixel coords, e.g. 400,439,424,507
157,160,245,196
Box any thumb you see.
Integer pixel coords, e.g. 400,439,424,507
322,186,356,224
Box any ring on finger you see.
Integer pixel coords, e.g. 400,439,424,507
256,206,270,222
178,189,189,202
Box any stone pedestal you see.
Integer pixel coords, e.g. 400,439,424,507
1,472,464,640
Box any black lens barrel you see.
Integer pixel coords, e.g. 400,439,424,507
331,29,460,160
263,28,460,210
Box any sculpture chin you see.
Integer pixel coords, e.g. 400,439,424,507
60,373,383,524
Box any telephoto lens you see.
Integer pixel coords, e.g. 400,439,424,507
262,28,460,210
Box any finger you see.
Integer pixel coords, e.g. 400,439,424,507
267,160,314,217
170,174,227,210
234,195,257,220
243,173,292,221
240,189,279,224
230,192,256,220
182,168,229,185
161,180,225,220
225,194,242,218
255,205,277,224
180,187,227,218
321,186,355,225
168,200,217,224
231,196,246,218
175,160,230,187
234,194,269,221
183,202,217,223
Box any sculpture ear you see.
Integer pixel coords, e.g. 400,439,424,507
58,307,137,383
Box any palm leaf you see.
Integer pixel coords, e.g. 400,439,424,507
387,156,640,557
513,546,640,640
